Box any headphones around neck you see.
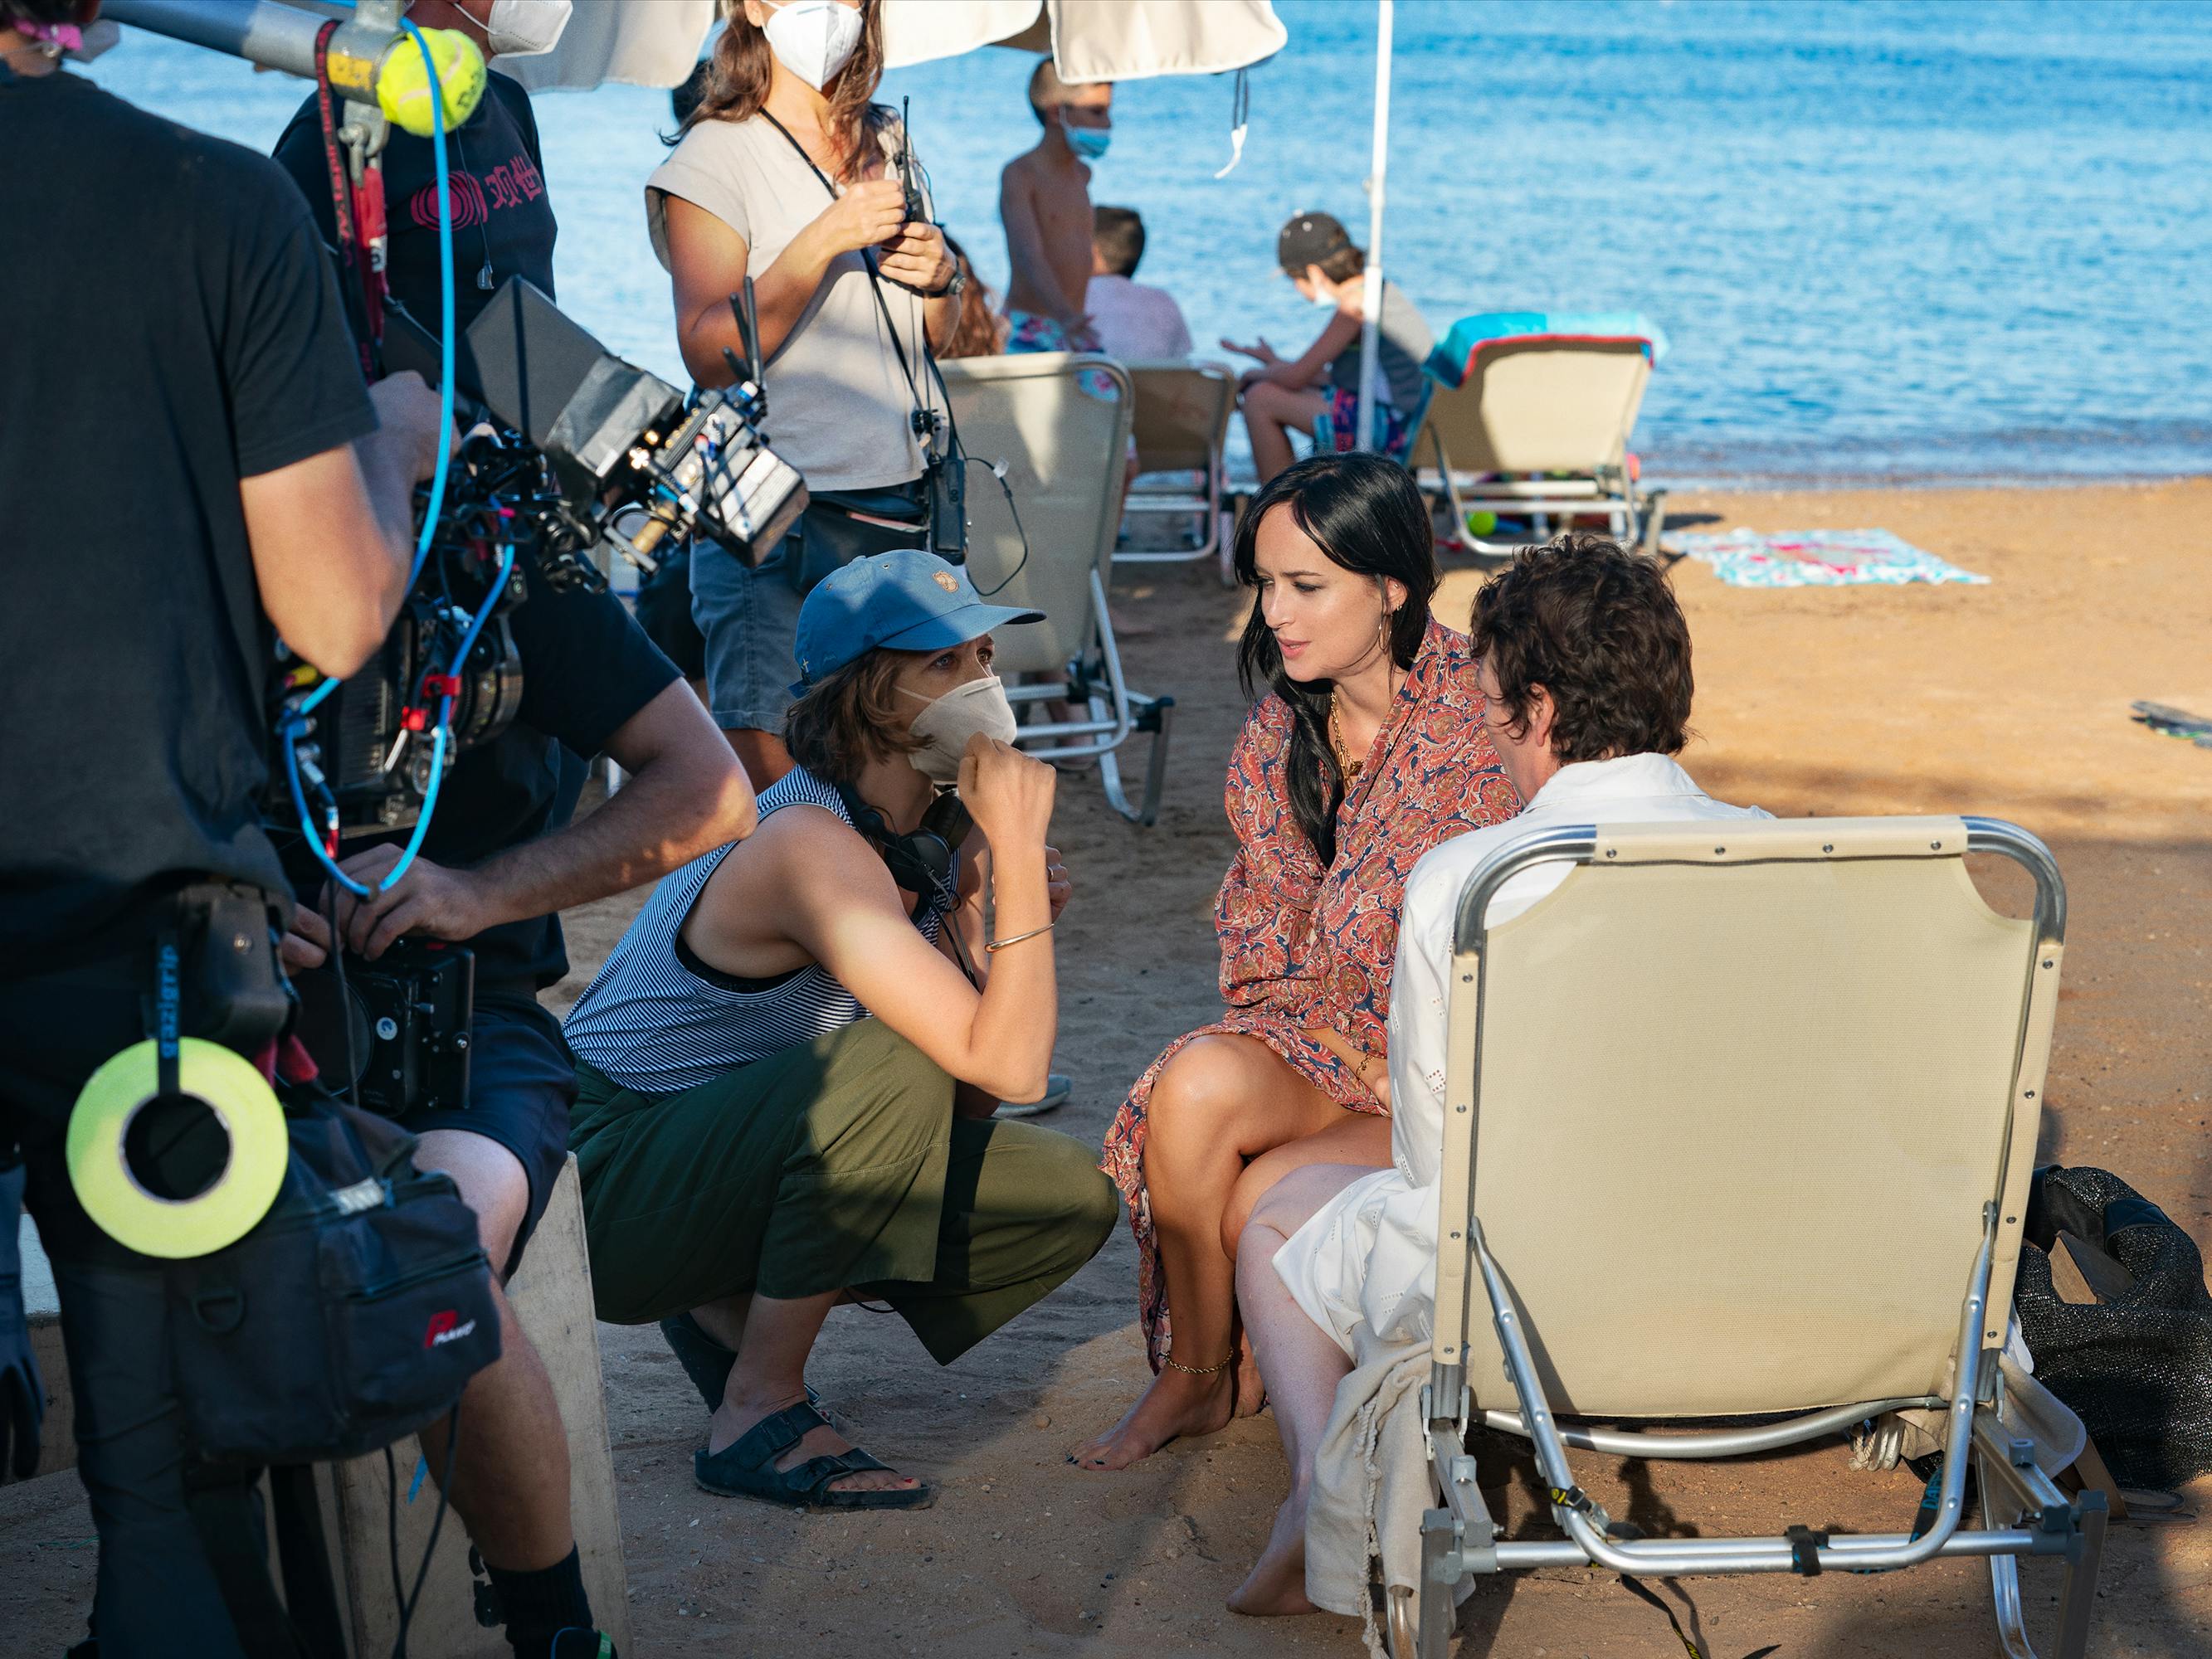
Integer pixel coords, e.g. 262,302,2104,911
836,783,972,919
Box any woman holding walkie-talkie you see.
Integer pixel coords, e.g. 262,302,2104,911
650,0,962,792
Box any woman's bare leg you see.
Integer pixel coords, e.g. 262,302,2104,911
1228,1164,1370,1617
1220,1110,1391,1261
1069,1035,1342,1472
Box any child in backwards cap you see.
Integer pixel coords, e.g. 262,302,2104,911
1223,211,1434,484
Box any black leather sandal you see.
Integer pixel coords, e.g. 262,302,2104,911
694,1400,932,1511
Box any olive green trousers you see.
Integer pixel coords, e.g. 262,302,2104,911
569,1017,1118,1365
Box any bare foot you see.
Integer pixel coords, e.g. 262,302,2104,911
1227,1485,1315,1616
708,1389,919,1497
1068,1364,1235,1471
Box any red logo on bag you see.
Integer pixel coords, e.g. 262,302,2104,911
423,1309,476,1349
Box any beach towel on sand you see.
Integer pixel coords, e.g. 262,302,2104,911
1667,528,1987,588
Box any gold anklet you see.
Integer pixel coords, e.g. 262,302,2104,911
1161,1350,1235,1376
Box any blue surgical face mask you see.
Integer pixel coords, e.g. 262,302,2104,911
1065,123,1112,162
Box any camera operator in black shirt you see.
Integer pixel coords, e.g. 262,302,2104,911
270,6,758,1655
0,2,446,1652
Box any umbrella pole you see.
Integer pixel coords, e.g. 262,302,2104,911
1354,0,1394,454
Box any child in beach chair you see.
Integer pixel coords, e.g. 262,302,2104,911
1229,534,1767,1616
563,552,1117,1512
1222,211,1433,484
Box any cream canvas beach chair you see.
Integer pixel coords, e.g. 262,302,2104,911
1394,815,2102,1659
937,353,1174,825
1409,313,1669,558
1116,359,1235,565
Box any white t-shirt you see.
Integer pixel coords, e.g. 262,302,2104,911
648,114,932,490
1084,274,1193,360
1273,754,1772,1356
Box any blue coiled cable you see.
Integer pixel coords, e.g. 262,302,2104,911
290,21,466,897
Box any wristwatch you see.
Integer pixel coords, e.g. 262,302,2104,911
929,267,967,303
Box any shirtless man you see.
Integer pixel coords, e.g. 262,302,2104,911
1000,57,1113,353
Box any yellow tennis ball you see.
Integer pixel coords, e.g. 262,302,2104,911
378,27,487,140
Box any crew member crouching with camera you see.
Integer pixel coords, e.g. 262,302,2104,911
1,2,446,1649
561,552,1118,1509
268,4,758,1651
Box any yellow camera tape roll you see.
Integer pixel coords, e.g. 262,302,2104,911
66,1039,290,1260
377,27,487,141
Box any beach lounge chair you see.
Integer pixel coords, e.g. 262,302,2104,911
1409,312,1669,558
937,352,1175,825
1393,815,2101,1659
1115,359,1236,566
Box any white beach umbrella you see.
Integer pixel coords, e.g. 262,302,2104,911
495,0,719,93
879,0,1285,83
882,0,1286,180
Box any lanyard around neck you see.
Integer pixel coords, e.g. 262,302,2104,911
756,107,930,432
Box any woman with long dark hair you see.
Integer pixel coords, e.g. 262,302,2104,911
1074,453,1520,1471
650,0,961,788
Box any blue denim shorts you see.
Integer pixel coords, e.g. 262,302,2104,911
689,526,805,735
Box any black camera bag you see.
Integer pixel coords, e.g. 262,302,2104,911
165,1090,501,1466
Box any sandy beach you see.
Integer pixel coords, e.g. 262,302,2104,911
5,477,2210,1657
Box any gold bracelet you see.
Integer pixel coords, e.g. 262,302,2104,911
984,920,1055,953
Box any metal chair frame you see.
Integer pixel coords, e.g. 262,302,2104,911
1391,817,2104,1659
1411,421,1669,560
1004,567,1175,826
1116,360,1235,567
936,353,1172,826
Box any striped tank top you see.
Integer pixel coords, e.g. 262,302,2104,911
561,766,951,1094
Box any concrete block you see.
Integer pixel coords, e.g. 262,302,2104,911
328,1154,630,1658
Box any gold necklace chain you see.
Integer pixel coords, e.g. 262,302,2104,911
1329,666,1402,781
1328,697,1363,781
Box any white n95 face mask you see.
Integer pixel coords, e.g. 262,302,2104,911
902,676,1019,786
474,0,574,58
763,0,865,92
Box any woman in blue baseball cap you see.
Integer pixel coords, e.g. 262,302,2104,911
560,550,1116,1512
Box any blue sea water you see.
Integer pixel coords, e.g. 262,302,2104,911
85,0,2212,482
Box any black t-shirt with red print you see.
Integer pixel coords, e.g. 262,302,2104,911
274,70,556,340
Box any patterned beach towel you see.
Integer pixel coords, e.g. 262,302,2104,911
1666,528,1988,588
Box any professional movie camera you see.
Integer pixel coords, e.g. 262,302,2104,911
273,277,806,845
